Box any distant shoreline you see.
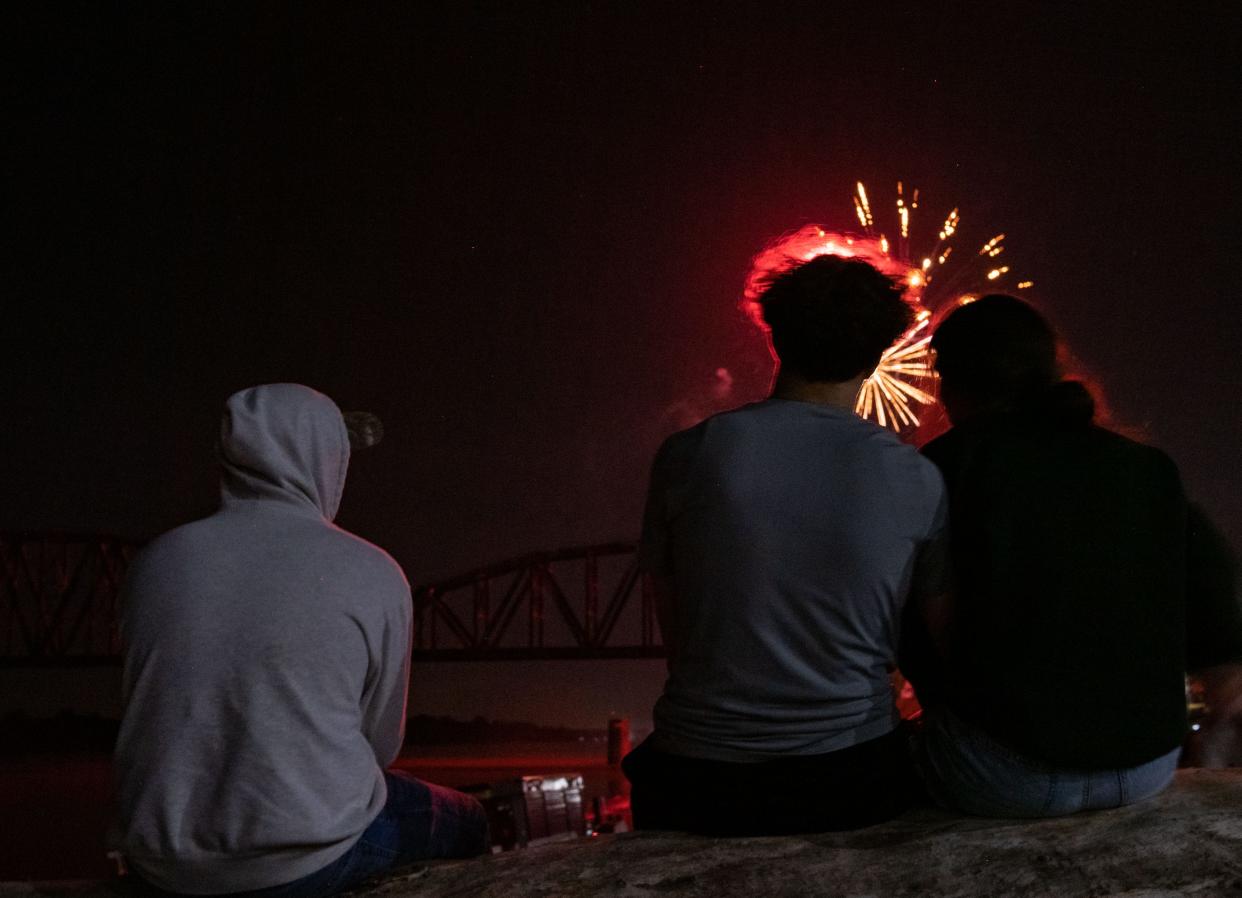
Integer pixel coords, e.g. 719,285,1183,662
0,710,607,756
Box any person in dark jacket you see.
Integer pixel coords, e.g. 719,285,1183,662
904,294,1242,817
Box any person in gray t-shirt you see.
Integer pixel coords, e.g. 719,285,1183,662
623,255,948,835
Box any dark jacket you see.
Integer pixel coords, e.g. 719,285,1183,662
913,380,1242,768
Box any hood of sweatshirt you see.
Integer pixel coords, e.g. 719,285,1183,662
218,384,350,521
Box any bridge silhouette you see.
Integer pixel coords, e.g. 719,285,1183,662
0,533,665,666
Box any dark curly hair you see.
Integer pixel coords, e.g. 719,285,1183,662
756,254,913,383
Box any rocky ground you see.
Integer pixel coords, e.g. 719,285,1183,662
5,769,1240,898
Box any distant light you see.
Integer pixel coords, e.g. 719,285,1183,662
979,234,1005,257
1192,723,1201,732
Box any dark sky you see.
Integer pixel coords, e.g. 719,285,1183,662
6,3,1241,728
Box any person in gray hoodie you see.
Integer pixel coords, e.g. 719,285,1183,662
113,383,488,897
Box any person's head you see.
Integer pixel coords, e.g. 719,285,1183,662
930,294,1059,424
217,384,383,521
756,254,913,383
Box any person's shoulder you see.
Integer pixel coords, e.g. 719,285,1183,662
872,429,945,499
120,515,245,605
651,408,723,470
126,513,221,569
920,425,969,466
707,398,880,441
1088,426,1182,483
659,415,713,450
675,399,776,435
659,399,822,461
814,412,946,504
323,526,411,592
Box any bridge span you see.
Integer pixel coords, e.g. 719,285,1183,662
0,533,666,666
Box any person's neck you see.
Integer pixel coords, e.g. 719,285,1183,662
770,370,865,411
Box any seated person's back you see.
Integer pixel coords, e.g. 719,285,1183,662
922,382,1189,766
648,398,944,760
114,384,487,896
625,252,948,835
910,295,1242,817
116,490,410,889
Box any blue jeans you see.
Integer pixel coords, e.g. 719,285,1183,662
916,706,1180,818
132,772,489,898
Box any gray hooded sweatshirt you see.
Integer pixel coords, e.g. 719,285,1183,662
113,384,412,893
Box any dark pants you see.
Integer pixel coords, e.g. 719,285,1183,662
130,772,489,898
622,727,918,836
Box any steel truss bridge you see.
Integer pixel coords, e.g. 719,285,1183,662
0,534,665,666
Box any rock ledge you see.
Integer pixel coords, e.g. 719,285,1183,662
6,770,1240,898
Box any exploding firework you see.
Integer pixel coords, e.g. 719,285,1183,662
744,182,1030,434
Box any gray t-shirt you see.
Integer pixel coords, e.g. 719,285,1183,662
641,398,947,762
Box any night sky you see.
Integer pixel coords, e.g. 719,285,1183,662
6,4,1240,729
